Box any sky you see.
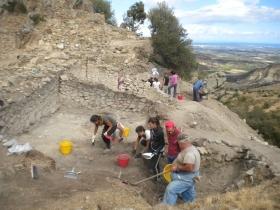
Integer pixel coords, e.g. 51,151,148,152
111,0,280,44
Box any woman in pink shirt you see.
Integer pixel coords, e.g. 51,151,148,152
165,120,181,163
168,71,178,97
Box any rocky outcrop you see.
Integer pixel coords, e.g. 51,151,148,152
0,2,173,135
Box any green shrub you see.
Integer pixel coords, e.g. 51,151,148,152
262,102,271,109
91,0,116,25
223,96,280,147
246,108,280,147
238,96,247,102
1,0,27,13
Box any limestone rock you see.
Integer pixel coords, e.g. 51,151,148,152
197,146,208,155
60,75,69,81
235,179,245,189
246,168,255,176
57,43,65,50
192,138,207,147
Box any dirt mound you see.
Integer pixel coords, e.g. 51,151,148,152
23,150,56,170
167,99,280,175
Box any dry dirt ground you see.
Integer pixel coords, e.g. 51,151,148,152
1,98,280,210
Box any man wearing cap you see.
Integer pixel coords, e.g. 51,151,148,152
165,121,181,163
163,134,201,205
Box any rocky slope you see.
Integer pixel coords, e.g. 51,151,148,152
1,1,280,209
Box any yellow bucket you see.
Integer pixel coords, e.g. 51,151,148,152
59,140,73,155
123,127,130,138
163,164,172,183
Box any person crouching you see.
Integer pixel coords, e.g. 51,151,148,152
90,114,123,153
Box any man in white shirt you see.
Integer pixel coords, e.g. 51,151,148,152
162,134,201,205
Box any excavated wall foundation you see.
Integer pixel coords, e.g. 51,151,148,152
0,74,159,136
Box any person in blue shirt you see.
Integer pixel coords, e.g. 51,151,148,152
193,79,204,102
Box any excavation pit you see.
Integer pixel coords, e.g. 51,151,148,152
0,75,276,209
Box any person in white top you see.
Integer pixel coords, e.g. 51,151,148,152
133,125,151,158
152,78,161,91
151,67,159,78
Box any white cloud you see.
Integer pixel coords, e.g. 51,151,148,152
186,23,280,42
175,0,280,24
143,0,196,7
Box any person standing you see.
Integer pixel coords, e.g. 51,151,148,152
162,72,170,94
163,134,201,205
147,117,165,175
164,121,181,163
168,71,178,97
151,67,159,79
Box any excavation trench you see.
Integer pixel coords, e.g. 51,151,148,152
0,75,275,208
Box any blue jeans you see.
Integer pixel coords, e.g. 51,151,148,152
168,84,177,97
163,171,199,205
193,88,202,102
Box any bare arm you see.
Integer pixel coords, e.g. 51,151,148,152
104,120,113,133
134,136,140,150
94,125,98,135
172,163,195,172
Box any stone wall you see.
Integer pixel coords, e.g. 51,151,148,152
0,72,168,136
59,75,159,114
0,76,60,135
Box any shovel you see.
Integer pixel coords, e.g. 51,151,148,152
130,169,171,186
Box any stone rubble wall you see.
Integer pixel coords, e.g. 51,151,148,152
0,76,60,135
0,72,168,136
59,75,159,114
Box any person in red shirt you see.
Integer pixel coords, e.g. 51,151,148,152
165,121,181,163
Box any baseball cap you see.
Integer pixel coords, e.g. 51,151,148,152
177,133,189,142
165,120,175,128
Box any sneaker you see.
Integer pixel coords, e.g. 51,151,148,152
103,148,111,154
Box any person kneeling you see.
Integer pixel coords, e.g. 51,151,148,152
133,125,151,158
162,134,201,205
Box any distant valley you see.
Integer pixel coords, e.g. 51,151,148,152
194,43,280,147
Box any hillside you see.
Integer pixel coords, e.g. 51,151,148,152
0,1,280,210
226,64,280,89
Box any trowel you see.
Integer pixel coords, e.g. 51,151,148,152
64,168,81,179
142,152,155,160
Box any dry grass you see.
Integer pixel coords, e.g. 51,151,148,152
176,177,280,210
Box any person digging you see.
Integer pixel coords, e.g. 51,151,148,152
133,125,151,158
162,134,201,206
90,114,123,153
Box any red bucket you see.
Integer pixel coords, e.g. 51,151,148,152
117,154,130,168
177,95,185,100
